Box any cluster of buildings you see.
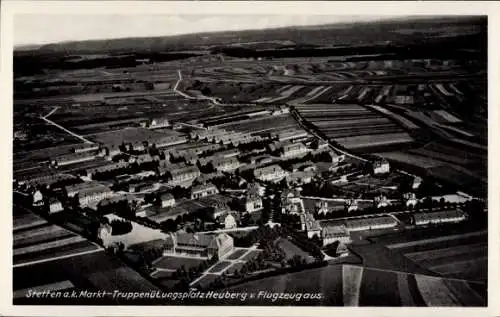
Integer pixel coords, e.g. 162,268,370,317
190,128,260,146
65,181,115,207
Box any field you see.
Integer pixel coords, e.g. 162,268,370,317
153,255,204,270
13,207,100,266
295,104,415,152
387,231,487,282
225,248,249,260
209,113,305,137
206,261,233,273
225,263,485,306
276,237,315,263
239,250,262,262
14,250,160,304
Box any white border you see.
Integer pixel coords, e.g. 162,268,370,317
1,1,499,316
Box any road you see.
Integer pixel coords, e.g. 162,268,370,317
174,69,227,106
13,248,103,268
42,106,59,119
40,114,94,144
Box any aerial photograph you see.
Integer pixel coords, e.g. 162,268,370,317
12,13,487,306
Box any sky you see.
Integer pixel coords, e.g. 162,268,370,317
14,15,393,47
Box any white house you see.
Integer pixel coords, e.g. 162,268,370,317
220,213,237,229
280,142,309,159
372,159,390,174
412,176,422,189
191,183,219,199
244,194,263,213
345,199,359,212
300,212,322,238
403,192,418,207
321,225,351,246
373,194,390,208
253,165,289,182
160,193,176,208
32,190,44,207
48,198,64,214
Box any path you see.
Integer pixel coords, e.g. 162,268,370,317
189,245,260,286
13,248,103,268
42,106,59,119
40,115,94,144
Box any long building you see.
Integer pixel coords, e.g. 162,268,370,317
412,209,466,226
253,164,288,182
345,216,398,232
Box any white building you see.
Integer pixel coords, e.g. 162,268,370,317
300,212,322,238
211,157,240,173
78,186,114,207
244,193,263,213
372,159,390,174
315,201,329,215
159,193,176,208
412,176,422,189
412,210,466,226
373,194,390,208
280,142,309,159
32,190,44,207
403,192,418,207
345,199,359,212
191,183,219,199
345,216,398,232
220,213,237,229
48,197,64,214
164,232,234,260
322,225,351,246
253,164,289,182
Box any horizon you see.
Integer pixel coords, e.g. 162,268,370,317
14,14,402,48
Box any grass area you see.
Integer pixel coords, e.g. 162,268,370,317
239,250,262,262
13,240,98,265
276,237,314,262
207,261,232,274
359,267,401,306
227,265,344,305
153,256,203,270
225,249,248,260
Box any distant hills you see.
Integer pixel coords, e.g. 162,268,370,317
16,16,486,55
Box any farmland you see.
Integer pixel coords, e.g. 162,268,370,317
153,255,204,270
12,15,487,306
294,104,415,152
225,264,485,306
13,206,101,266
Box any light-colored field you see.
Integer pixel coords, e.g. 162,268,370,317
342,265,364,306
367,105,420,129
405,243,486,263
374,151,445,168
415,274,460,306
14,235,86,256
396,273,416,306
387,231,487,250
335,132,414,149
433,110,462,123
